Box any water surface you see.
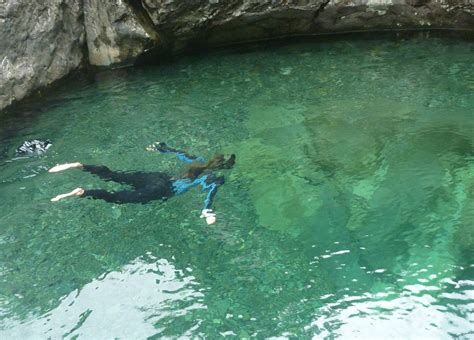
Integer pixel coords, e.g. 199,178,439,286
0,33,473,338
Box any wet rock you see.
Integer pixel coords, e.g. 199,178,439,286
137,0,473,54
84,0,153,66
0,0,472,111
316,0,474,32
79,0,474,66
0,0,85,110
140,0,328,52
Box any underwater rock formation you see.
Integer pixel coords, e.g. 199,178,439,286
0,0,473,110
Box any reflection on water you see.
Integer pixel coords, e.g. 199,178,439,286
0,33,473,338
312,279,474,338
2,255,205,338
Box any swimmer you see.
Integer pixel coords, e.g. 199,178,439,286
49,142,235,225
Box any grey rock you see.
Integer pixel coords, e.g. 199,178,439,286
0,0,85,111
138,0,473,53
315,0,474,32
0,0,472,112
84,0,153,66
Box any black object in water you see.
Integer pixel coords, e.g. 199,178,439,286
16,139,52,156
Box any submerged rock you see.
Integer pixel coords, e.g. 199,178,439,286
136,0,473,53
227,104,324,235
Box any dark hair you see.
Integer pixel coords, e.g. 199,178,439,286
185,154,235,179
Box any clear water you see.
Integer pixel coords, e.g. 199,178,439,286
0,33,473,338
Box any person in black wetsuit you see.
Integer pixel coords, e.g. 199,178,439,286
49,142,235,224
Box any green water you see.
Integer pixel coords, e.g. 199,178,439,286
0,33,473,338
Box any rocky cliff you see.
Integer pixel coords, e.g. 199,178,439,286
0,0,84,111
1,0,473,111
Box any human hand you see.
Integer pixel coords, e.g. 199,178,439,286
200,209,216,225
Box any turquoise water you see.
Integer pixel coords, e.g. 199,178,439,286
0,33,473,338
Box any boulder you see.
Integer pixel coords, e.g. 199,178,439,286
0,0,84,110
84,0,154,66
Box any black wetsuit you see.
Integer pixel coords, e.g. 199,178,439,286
78,144,232,210
82,165,175,204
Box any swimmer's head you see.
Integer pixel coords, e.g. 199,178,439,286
185,154,236,179
207,154,236,170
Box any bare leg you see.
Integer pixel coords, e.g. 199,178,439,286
49,162,83,173
51,187,84,202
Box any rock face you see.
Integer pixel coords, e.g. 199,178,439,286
140,0,329,51
83,0,153,66
0,0,85,111
137,0,473,53
316,0,474,32
0,0,473,111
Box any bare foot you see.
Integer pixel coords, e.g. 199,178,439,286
51,188,84,202
49,162,83,173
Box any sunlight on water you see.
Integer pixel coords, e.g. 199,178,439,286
0,33,473,338
2,255,205,338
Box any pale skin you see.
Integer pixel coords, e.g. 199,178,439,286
50,143,158,176
49,161,217,224
48,144,220,224
49,162,85,201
